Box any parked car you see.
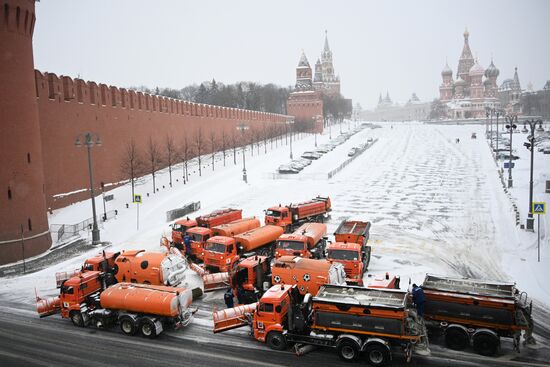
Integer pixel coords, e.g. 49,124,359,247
348,148,357,157
496,153,520,160
289,161,306,171
278,165,300,174
301,151,322,160
315,146,330,154
298,158,312,166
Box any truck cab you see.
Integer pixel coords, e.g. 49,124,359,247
185,227,212,260
252,284,293,343
230,255,271,304
265,206,291,228
326,242,366,286
171,218,198,248
275,234,309,258
59,271,103,322
203,236,238,272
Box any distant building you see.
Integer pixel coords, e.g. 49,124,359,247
498,67,523,114
439,29,500,119
360,92,430,121
520,80,550,119
313,31,341,96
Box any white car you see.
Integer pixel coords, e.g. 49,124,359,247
298,158,312,166
301,151,322,160
278,165,300,174
348,148,357,157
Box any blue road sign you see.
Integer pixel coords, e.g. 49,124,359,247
504,162,515,169
533,202,546,215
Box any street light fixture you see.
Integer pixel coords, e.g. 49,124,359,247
505,114,517,188
236,122,249,183
523,119,542,231
495,109,502,158
75,132,102,244
286,119,294,159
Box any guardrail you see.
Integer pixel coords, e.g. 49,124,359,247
166,201,201,222
50,209,118,243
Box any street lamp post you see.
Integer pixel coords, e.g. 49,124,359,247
286,119,294,159
485,107,490,135
495,109,501,158
505,114,517,188
236,123,248,183
523,119,542,231
75,132,102,244
489,109,494,150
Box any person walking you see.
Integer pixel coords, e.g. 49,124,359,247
412,283,426,318
183,234,192,258
224,288,234,308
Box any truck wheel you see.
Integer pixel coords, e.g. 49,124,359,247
364,343,389,366
120,317,137,336
140,319,158,338
337,340,360,362
473,333,499,356
70,311,84,327
266,331,287,351
445,327,469,350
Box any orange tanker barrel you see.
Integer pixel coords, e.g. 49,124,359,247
100,283,192,318
196,209,242,228
212,217,260,237
234,225,284,252
293,223,327,248
114,251,167,285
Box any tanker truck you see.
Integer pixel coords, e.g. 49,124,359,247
229,255,346,304
274,223,327,259
202,225,284,272
213,284,429,365
264,196,331,231
171,208,242,249
37,271,193,338
420,274,535,356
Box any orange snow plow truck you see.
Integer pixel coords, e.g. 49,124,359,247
421,274,535,356
326,220,371,286
202,225,284,272
37,271,194,338
229,255,345,304
265,196,331,231
274,223,327,259
213,284,429,365
171,208,242,251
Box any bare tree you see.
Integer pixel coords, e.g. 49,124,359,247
147,137,162,193
165,135,176,187
208,130,218,171
193,127,204,176
231,129,238,165
262,123,268,154
220,129,228,166
179,134,193,183
254,129,262,155
120,138,144,202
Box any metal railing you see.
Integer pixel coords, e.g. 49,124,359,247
50,209,117,243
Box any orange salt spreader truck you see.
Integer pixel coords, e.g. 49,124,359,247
171,208,242,252
274,222,327,259
228,255,346,304
326,220,371,286
37,270,194,338
202,225,284,273
420,274,535,356
213,284,429,366
265,196,331,232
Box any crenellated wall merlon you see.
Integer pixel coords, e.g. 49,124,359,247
34,70,291,122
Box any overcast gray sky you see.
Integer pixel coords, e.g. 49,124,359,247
33,0,550,110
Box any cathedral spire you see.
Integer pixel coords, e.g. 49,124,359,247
324,30,330,52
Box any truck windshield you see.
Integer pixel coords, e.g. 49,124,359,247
276,241,303,251
204,242,226,253
173,224,186,232
266,210,281,217
190,233,203,242
328,250,359,261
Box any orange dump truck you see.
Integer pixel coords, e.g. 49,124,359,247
275,223,327,259
265,196,331,231
211,217,260,237
37,271,194,338
213,284,429,365
113,249,204,298
327,220,372,286
421,274,534,356
229,255,346,304
203,225,284,272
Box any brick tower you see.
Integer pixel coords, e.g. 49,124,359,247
0,0,51,264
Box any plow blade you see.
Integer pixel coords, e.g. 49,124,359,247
36,296,61,318
213,302,257,333
204,272,229,292
189,262,206,276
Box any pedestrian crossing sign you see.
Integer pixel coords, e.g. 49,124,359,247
532,202,546,215
133,194,142,204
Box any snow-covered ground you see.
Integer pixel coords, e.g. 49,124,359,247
1,120,549,325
